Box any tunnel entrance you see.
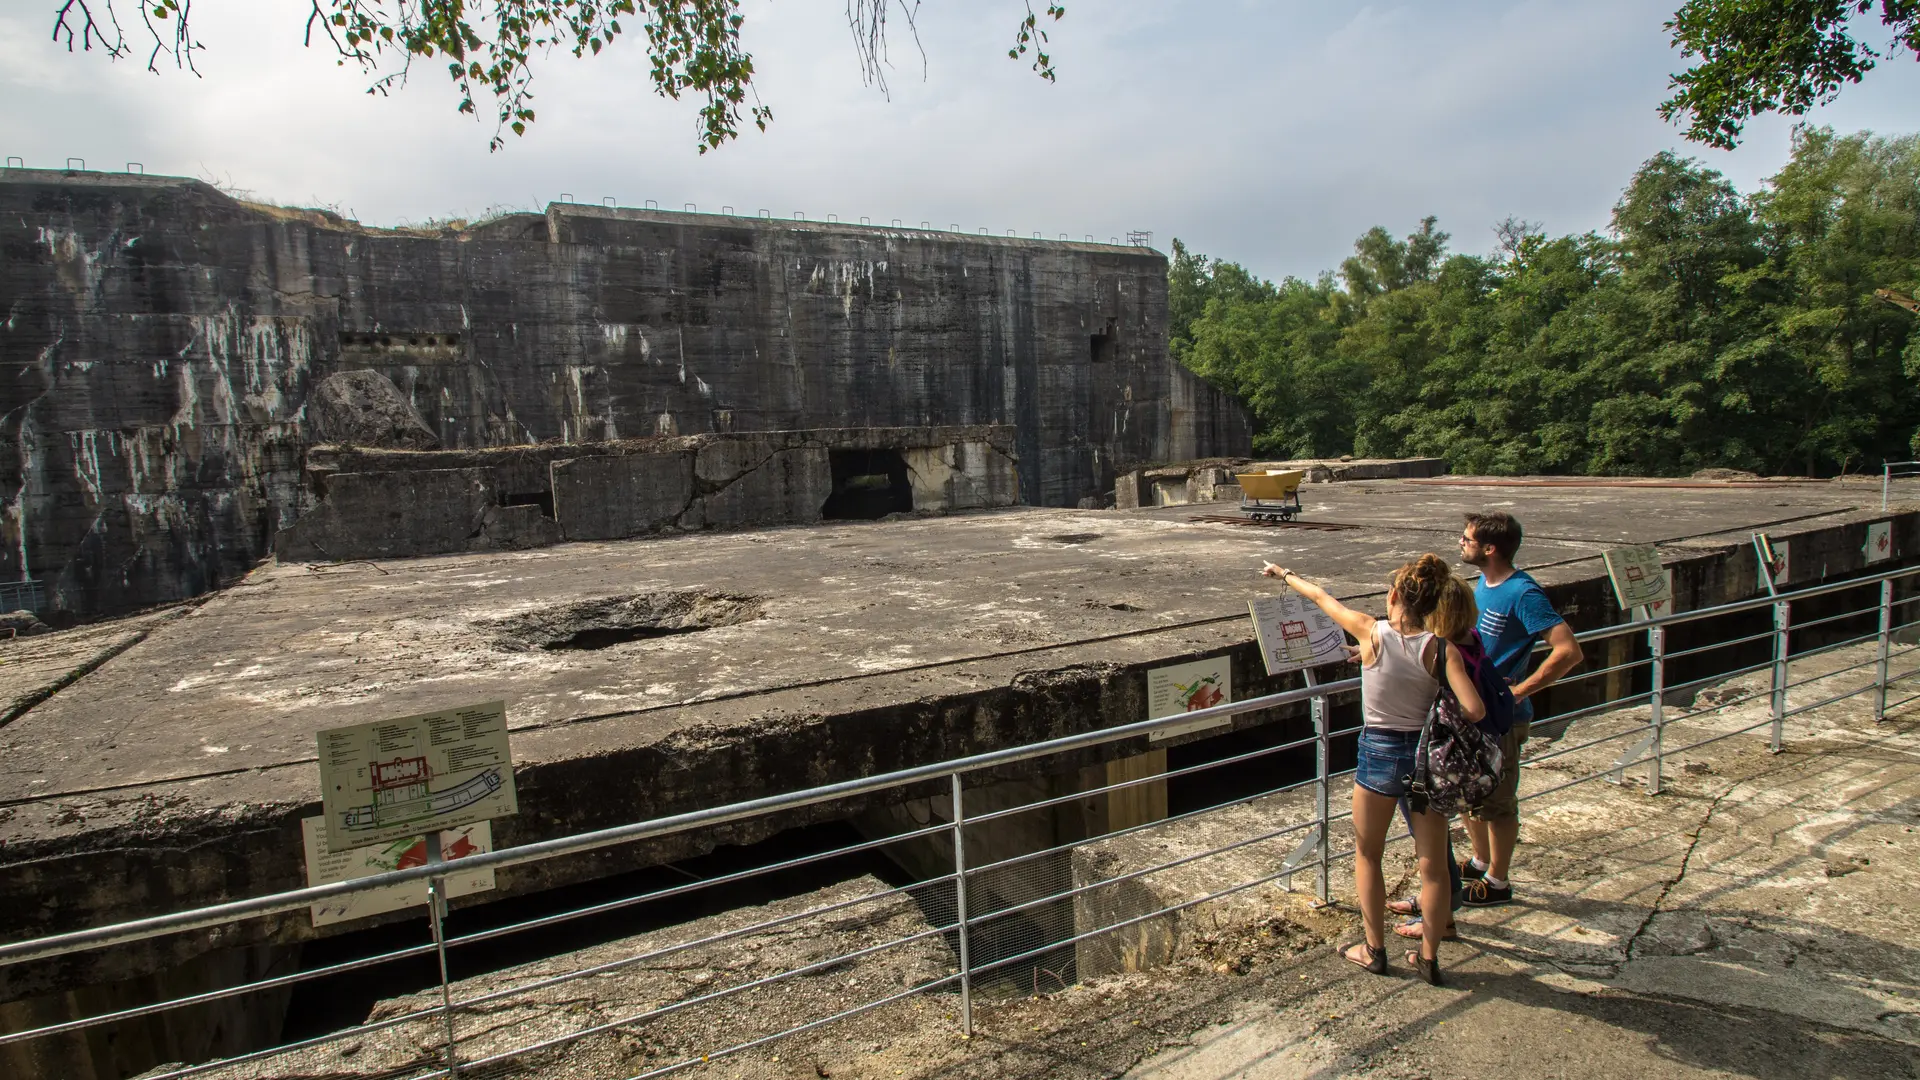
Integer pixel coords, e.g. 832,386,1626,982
499,490,555,519
821,449,914,520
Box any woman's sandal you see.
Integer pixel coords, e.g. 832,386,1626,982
1343,941,1388,975
1388,896,1421,917
1393,916,1460,941
1406,949,1444,986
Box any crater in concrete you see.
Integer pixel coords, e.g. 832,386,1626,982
487,591,764,652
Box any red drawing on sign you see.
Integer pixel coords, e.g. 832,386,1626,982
1173,674,1225,711
391,831,481,870
371,756,431,791
1281,620,1309,644
1878,533,1891,553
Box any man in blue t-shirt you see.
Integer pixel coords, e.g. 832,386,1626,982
1456,510,1582,906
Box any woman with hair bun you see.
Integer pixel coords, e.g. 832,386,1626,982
1261,554,1484,985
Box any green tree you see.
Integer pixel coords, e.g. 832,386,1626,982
1167,239,1275,365
1662,0,1920,148
1748,127,1920,469
50,1,1067,151
1170,130,1920,477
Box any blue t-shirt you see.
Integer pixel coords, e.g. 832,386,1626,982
1474,570,1564,722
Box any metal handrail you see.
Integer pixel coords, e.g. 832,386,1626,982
0,676,1349,966
1885,460,1920,510
7,562,1919,967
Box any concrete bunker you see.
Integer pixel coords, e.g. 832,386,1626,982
487,591,763,652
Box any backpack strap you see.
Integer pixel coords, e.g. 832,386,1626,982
1421,635,1446,681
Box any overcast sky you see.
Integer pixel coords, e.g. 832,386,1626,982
4,1,1918,281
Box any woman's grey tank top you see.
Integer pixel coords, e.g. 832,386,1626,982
1361,621,1439,732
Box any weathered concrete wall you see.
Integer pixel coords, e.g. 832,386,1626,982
0,172,1252,614
275,426,1020,560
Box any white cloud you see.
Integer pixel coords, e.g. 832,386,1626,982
4,1,1919,279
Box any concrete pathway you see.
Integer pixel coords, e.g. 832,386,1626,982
1117,657,1920,1080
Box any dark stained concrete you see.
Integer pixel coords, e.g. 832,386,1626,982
0,477,1908,1001
0,171,1250,616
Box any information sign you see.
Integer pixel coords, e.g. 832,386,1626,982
318,701,518,848
1248,594,1347,675
1865,521,1894,564
1146,657,1233,743
301,818,495,927
1602,545,1672,611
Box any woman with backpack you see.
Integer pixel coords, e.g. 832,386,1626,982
1261,554,1486,984
1390,574,1512,943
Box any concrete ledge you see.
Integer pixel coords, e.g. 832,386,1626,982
278,426,1019,561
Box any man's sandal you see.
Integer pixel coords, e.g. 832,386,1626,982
1393,916,1459,941
1342,941,1388,975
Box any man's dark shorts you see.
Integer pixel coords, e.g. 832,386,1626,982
1466,718,1529,822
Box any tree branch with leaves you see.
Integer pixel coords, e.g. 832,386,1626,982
1662,0,1920,148
50,1,1067,152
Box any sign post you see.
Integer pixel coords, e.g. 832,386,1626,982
1249,592,1346,898
311,701,518,1078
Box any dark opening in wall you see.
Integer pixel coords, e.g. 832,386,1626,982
501,491,555,520
822,449,914,520
1090,319,1118,364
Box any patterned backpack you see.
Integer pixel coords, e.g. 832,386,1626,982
1408,638,1506,816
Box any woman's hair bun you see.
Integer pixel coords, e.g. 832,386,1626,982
1392,553,1452,621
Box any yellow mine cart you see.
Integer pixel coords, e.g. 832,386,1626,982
1234,470,1305,522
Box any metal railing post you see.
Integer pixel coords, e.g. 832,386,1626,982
1885,463,1893,512
1647,626,1665,795
1770,600,1790,753
425,831,460,1079
949,773,973,1036
1310,676,1330,903
1876,578,1894,722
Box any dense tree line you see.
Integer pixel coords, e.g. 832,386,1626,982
1172,129,1920,477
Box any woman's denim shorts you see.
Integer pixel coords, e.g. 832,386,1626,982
1355,726,1422,798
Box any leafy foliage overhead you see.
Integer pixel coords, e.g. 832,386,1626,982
49,1,1067,152
1174,129,1920,478
1663,0,1920,148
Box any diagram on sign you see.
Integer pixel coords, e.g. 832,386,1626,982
1147,657,1234,743
1172,673,1226,711
1602,545,1672,611
300,818,496,927
318,701,518,848
1248,594,1346,675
